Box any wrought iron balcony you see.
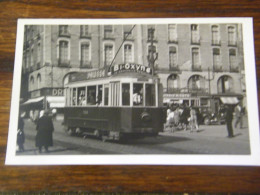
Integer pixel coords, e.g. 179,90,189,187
58,59,70,67
80,61,92,69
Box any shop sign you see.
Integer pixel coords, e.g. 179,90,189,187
52,88,64,96
164,93,191,98
31,90,41,98
109,63,152,75
69,68,107,82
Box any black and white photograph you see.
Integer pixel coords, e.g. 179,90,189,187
5,18,260,165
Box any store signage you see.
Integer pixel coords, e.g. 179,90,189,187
52,88,64,96
31,90,41,98
69,68,107,82
109,63,152,75
164,93,191,98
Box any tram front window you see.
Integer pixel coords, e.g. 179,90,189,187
122,83,130,106
146,84,156,106
133,83,143,106
78,87,86,106
87,86,96,105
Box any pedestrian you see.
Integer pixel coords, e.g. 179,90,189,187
173,106,180,127
225,105,234,138
17,114,25,152
180,104,190,131
35,110,54,153
234,102,244,129
166,108,175,132
189,107,199,132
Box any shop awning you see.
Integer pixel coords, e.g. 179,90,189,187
46,96,65,108
21,97,44,105
220,97,239,104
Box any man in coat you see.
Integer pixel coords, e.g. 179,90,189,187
36,110,54,153
225,105,234,138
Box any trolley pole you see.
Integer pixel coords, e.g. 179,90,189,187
147,28,158,76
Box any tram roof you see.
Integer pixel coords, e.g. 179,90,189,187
68,64,155,83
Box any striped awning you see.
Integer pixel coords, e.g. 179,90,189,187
21,97,44,105
220,97,239,104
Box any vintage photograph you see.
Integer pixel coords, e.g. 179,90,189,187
5,18,260,165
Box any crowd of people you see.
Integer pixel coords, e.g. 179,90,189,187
165,103,200,133
164,102,246,138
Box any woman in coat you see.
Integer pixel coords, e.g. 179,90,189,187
36,110,54,153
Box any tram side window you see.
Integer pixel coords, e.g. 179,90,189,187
72,88,77,106
87,86,96,105
133,83,143,106
104,84,109,106
145,84,156,106
78,87,86,106
122,83,130,106
96,85,103,105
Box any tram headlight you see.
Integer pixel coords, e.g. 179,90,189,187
141,111,151,122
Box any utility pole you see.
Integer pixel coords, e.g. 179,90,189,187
147,28,158,76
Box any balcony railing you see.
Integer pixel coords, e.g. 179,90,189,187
169,65,180,71
80,33,91,39
228,41,237,47
192,65,202,72
213,66,223,72
230,66,239,73
211,40,221,46
80,61,92,69
58,59,70,67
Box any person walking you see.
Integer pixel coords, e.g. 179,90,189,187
36,110,54,153
180,104,190,131
225,105,234,138
17,114,25,152
234,103,244,129
189,107,199,132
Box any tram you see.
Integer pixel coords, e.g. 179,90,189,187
63,63,166,141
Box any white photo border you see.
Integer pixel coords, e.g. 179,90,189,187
5,18,260,165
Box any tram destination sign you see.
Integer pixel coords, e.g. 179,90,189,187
69,68,107,82
109,63,152,75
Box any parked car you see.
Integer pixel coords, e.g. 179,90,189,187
194,106,226,125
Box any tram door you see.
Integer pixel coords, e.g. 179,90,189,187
110,82,120,106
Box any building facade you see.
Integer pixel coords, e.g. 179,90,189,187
21,23,245,117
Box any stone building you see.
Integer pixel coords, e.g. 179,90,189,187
21,23,245,117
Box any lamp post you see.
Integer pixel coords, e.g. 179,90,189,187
147,28,158,76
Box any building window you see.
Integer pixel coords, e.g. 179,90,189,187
104,25,113,39
80,43,91,68
191,24,200,44
218,76,234,93
212,25,220,45
169,46,177,70
168,24,177,42
37,43,41,63
26,50,30,69
228,26,236,46
30,76,34,91
147,25,155,41
59,25,69,37
229,49,237,72
167,74,179,93
213,48,221,71
37,74,41,89
188,75,205,92
59,40,69,66
148,44,157,67
30,49,34,67
123,25,133,39
104,44,113,66
124,44,133,63
192,47,200,70
80,25,90,37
